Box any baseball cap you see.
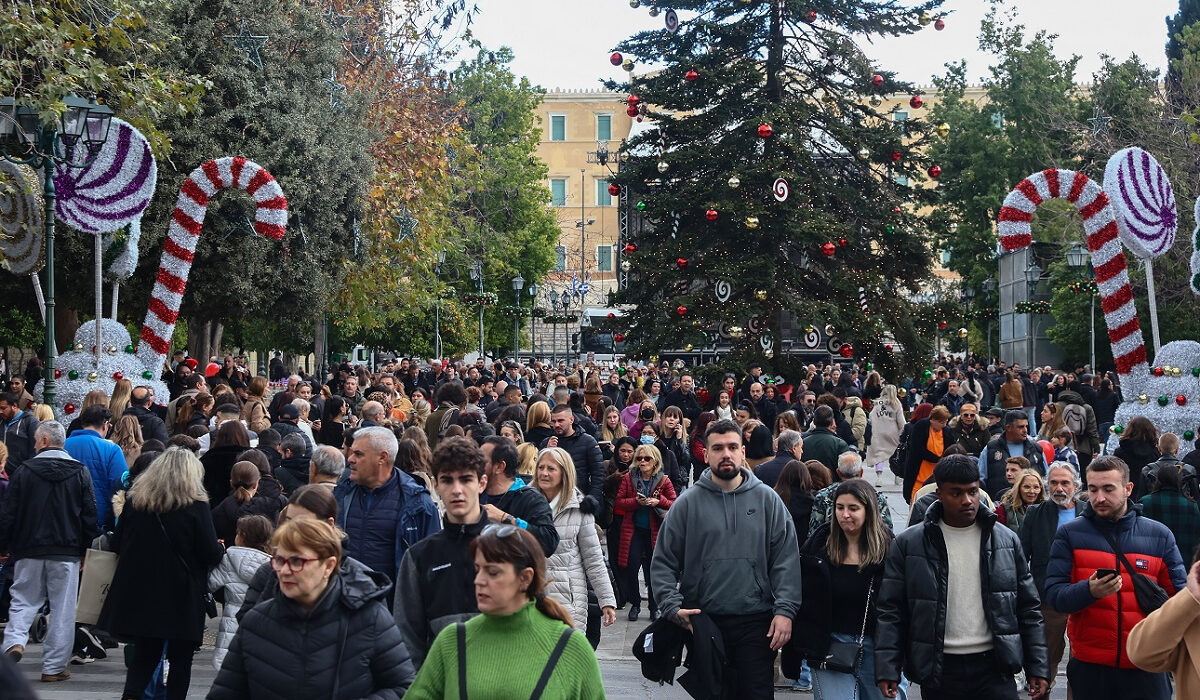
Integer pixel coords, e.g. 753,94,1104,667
279,404,300,420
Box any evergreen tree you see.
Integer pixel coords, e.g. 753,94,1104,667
1167,0,1200,102
607,0,945,372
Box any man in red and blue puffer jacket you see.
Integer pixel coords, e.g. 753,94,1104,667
1044,455,1186,699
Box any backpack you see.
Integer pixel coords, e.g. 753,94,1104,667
1060,403,1087,446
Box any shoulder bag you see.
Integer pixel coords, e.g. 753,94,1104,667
157,515,218,618
1100,530,1169,615
822,576,872,675
456,622,575,700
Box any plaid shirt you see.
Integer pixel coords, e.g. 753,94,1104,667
809,483,894,534
1140,488,1200,566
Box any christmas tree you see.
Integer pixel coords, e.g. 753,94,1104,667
607,0,946,373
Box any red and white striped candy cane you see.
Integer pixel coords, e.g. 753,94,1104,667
998,169,1147,386
136,157,287,372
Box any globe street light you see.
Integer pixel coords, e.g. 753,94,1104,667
511,274,525,359
0,95,114,414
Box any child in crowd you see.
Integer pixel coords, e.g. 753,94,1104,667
1051,427,1079,469
208,515,273,670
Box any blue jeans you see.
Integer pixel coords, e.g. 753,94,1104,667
1023,407,1038,434
813,634,907,700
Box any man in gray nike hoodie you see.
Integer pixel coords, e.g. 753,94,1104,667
650,418,802,698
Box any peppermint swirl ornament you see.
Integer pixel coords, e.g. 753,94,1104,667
664,9,679,32
1102,147,1177,259
772,177,790,202
714,279,732,302
53,118,157,234
0,162,45,274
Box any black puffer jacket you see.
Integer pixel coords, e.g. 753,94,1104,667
874,502,1048,688
208,557,415,700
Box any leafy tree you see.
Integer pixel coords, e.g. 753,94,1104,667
608,0,945,372
1167,0,1200,102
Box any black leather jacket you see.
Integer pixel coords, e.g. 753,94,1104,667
874,502,1048,688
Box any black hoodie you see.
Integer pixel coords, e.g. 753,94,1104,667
0,448,99,558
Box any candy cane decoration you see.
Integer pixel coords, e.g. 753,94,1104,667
998,169,1147,393
137,157,287,372
858,286,870,315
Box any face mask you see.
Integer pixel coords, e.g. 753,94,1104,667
640,435,656,445
639,408,655,421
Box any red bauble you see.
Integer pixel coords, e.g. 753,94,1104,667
54,369,62,379
872,74,884,88
626,105,639,117
677,305,688,316
676,257,688,269
637,115,644,122
909,95,924,109
607,312,616,319
885,344,894,352
610,52,623,66
64,403,76,415
839,344,854,358
821,242,836,257
608,183,621,196
803,10,817,23
705,209,718,221
838,237,848,247
892,206,902,213
627,94,640,106
757,123,774,139
1154,366,1165,377
890,151,902,162
685,69,699,82
1179,395,1189,406
614,333,625,343
928,165,942,179
624,243,638,254
935,18,945,31
112,371,124,381
938,320,948,330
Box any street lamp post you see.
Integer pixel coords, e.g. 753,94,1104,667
982,278,996,362
511,274,525,359
1025,262,1043,368
1064,243,1094,371
961,285,975,362
0,95,113,414
434,249,446,360
549,290,560,365
527,282,539,361
470,260,484,357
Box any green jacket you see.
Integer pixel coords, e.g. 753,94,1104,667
801,427,853,475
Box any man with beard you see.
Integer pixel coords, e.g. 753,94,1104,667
650,419,801,699
1017,462,1085,695
1044,456,1186,700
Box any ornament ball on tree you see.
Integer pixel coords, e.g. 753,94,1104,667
839,344,854,358
610,52,622,66
803,11,817,23
608,183,620,196
935,18,945,31
872,74,884,88
676,257,688,269
890,150,902,162
928,165,942,179
685,69,699,82
677,305,688,316
821,242,836,256
757,123,774,138
705,208,718,221
624,242,638,254
909,95,923,109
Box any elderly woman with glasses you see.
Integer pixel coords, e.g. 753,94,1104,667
208,517,416,700
613,444,677,622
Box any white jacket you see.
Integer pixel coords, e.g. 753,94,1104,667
545,489,616,630
865,399,907,467
207,545,270,670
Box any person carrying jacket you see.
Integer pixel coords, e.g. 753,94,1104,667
650,418,801,699
0,391,38,475
1043,455,1187,700
207,518,416,700
393,437,490,669
977,411,1046,500
1017,461,1086,693
902,406,956,505
540,404,605,515
874,454,1049,699
334,427,440,584
0,420,98,680
63,404,127,531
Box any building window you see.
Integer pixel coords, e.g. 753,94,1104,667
597,245,614,272
596,114,612,141
550,114,566,141
550,178,567,206
893,110,908,136
596,179,612,207
555,245,567,271
893,174,909,187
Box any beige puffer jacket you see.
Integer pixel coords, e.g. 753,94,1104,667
544,488,616,630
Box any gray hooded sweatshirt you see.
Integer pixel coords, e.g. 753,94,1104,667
649,466,802,622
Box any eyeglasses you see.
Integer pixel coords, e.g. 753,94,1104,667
270,554,321,572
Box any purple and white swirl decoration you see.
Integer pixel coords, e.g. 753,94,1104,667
53,118,157,234
1102,147,1177,259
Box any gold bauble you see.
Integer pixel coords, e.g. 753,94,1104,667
897,388,907,397
622,58,635,72
764,348,774,358
919,11,932,25
648,6,660,16
87,371,99,382
745,216,760,229
657,160,669,173
1138,393,1150,405
857,147,870,160
755,289,768,301
936,122,951,138
684,344,694,351
958,328,968,339
727,176,741,189
870,95,883,107
729,325,745,339
649,355,659,363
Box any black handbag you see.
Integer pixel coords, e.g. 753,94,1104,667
1101,530,1169,616
822,579,872,674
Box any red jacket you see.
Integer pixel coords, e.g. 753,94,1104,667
614,470,676,568
1044,505,1187,668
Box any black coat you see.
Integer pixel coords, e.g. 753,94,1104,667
208,558,415,700
540,429,605,512
124,404,169,445
275,455,310,495
202,444,250,504
210,491,287,544
902,419,955,502
0,449,98,558
874,502,1048,688
790,522,884,662
1113,438,1160,501
1018,499,1085,596
100,500,224,643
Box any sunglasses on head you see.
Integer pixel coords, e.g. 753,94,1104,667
482,523,536,568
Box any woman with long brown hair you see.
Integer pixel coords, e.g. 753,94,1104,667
239,376,271,433
1114,415,1161,500
405,526,604,699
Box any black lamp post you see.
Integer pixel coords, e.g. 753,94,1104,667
0,95,113,414
511,274,524,359
527,282,539,360
1064,243,1094,370
981,277,996,361
1024,262,1043,367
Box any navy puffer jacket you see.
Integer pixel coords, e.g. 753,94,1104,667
207,557,415,700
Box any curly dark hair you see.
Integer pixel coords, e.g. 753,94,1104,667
435,380,467,407
432,435,486,478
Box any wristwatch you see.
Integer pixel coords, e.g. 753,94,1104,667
503,513,515,525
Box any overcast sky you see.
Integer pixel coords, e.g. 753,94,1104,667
465,0,1178,90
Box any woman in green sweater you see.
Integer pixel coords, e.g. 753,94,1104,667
404,524,606,700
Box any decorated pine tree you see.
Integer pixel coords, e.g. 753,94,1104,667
607,0,947,373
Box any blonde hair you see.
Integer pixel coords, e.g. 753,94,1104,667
126,447,208,514
516,442,538,476
632,444,663,476
600,406,627,442
33,403,54,422
109,378,132,417
535,447,577,515
109,414,143,460
526,401,551,429
81,390,108,410
1001,468,1046,511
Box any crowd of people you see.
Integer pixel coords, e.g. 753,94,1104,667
0,350,1198,699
